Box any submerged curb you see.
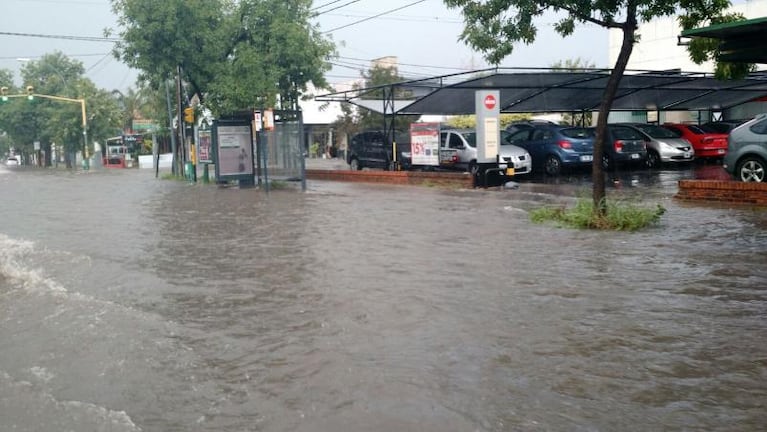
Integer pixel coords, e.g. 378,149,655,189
306,169,475,188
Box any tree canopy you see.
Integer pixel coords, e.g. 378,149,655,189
444,0,739,215
0,53,121,166
109,0,335,116
332,63,419,141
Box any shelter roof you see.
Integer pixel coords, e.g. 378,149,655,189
315,68,767,115
681,17,767,63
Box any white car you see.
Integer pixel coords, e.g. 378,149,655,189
5,157,20,167
439,129,532,176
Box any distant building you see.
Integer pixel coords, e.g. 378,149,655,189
372,56,399,72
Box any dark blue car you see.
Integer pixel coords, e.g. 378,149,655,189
503,124,595,175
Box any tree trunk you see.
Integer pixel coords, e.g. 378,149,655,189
592,4,638,216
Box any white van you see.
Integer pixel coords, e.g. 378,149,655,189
439,129,532,176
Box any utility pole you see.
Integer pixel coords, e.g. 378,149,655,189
176,64,185,176
165,79,178,176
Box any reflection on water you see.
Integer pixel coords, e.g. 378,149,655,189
0,168,764,431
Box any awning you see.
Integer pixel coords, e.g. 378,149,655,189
681,17,767,64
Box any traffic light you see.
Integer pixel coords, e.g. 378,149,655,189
26,85,34,100
183,107,195,124
0,86,7,102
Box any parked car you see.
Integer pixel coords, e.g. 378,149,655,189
5,156,19,167
439,129,532,176
701,119,749,134
505,120,557,135
600,124,648,170
723,113,767,182
503,124,595,176
662,123,728,160
347,130,412,171
615,123,694,168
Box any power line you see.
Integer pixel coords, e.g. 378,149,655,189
312,0,345,11
337,55,475,72
0,53,112,60
312,0,361,15
323,0,428,33
0,31,118,43
323,12,462,24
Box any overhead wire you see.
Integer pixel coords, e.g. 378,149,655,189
0,31,118,43
323,0,428,33
312,0,362,16
311,0,346,11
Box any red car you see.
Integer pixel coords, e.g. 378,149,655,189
662,123,728,159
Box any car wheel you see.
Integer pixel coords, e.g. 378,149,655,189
735,156,766,182
544,155,562,176
645,150,661,168
349,158,361,171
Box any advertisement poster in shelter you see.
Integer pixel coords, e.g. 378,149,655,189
198,129,212,164
409,122,440,166
217,125,253,176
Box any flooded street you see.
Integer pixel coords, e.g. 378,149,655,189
0,164,765,431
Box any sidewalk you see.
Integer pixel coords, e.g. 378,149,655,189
304,156,350,171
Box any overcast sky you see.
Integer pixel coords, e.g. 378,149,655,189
0,0,609,92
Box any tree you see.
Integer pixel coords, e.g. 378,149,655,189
112,86,151,134
444,0,734,216
446,113,534,129
332,62,420,148
0,53,121,167
0,69,16,157
357,63,419,132
551,57,596,126
110,0,335,116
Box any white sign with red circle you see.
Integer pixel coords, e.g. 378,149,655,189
484,94,497,110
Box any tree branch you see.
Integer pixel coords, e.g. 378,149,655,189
545,2,623,29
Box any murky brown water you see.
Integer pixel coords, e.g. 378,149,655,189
0,165,765,431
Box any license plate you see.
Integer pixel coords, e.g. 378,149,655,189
630,153,640,159
580,155,593,162
505,168,515,176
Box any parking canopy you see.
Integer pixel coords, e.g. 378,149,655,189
315,68,767,115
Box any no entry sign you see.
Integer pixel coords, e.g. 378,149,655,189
484,94,497,110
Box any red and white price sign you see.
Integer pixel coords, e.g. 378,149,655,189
409,123,440,166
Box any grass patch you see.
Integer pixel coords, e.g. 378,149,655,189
267,180,290,190
530,198,666,231
160,173,186,181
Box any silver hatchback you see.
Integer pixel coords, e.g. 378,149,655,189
619,123,694,168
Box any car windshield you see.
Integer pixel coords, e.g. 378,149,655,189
633,124,678,139
686,125,707,134
461,132,477,148
609,126,644,140
560,127,594,139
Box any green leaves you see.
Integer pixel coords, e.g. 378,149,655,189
110,0,335,116
0,54,122,160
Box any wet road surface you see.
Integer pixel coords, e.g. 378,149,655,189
0,163,764,431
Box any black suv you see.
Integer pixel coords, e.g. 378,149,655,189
347,130,412,170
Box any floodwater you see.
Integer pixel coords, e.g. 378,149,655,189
0,163,765,431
